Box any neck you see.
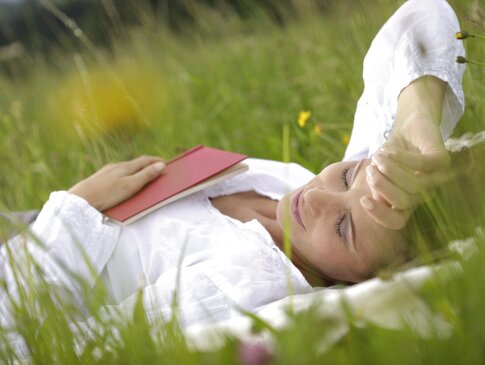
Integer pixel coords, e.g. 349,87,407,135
211,191,329,287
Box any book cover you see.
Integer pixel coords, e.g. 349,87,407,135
103,145,248,225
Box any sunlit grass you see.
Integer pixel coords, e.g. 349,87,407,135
0,0,484,363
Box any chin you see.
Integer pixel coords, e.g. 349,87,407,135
276,191,303,243
275,192,292,230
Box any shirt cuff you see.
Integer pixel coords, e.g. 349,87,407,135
31,191,121,285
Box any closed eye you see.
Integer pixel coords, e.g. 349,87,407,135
340,167,350,189
335,214,345,238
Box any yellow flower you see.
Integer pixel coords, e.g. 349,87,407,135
455,31,470,40
455,30,485,41
341,133,350,145
313,124,323,135
53,58,167,138
297,110,311,128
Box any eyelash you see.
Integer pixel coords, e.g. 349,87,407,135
335,215,345,238
336,166,350,240
340,168,349,189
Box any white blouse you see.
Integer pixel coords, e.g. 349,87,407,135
343,0,465,161
100,158,316,327
1,159,315,329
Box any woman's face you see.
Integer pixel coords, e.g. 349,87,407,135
276,159,401,283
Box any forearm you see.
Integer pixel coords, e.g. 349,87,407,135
395,76,447,131
389,0,465,141
0,191,121,328
365,76,452,228
2,192,120,302
385,75,450,159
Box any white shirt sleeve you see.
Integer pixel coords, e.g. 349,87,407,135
0,191,120,325
344,0,466,161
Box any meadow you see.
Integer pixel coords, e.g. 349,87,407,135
0,0,484,363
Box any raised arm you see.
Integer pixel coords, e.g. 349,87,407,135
343,0,466,229
361,76,451,229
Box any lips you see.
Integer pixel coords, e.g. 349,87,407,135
291,189,306,230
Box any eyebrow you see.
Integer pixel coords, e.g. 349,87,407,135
347,160,364,252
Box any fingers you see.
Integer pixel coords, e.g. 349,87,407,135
380,145,450,173
68,156,165,212
360,196,410,230
371,152,443,195
123,155,165,175
125,160,165,191
366,164,422,210
372,153,420,194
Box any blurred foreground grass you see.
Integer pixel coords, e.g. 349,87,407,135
0,0,484,363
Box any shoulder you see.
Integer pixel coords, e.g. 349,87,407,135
204,158,315,200
244,158,315,184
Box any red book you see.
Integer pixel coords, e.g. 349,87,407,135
104,145,248,225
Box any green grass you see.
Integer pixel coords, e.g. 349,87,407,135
0,0,484,363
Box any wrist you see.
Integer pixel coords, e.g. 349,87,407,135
391,112,442,146
68,186,103,211
395,76,446,131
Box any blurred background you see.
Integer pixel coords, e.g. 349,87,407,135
0,0,336,56
0,0,482,210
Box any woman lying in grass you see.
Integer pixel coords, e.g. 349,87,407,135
0,0,468,331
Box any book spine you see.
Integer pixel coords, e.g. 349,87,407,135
166,145,204,165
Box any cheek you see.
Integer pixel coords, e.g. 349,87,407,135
307,227,337,263
311,236,340,263
307,228,362,277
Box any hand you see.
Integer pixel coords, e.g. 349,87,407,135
361,144,450,229
361,76,450,229
68,156,165,211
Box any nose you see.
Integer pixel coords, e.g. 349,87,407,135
304,188,341,218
